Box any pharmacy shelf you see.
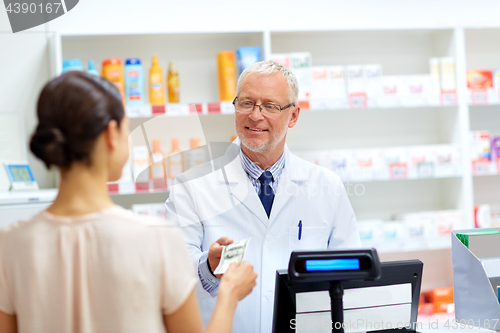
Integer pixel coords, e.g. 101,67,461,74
0,189,58,206
364,236,451,254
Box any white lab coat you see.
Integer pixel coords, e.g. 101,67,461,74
165,140,361,333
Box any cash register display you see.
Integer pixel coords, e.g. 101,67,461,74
9,166,33,182
305,259,359,271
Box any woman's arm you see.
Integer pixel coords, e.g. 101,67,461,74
0,311,17,333
164,261,257,333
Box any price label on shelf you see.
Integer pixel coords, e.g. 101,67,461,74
417,162,435,178
440,91,457,106
349,93,367,109
471,90,488,105
167,103,190,116
220,102,235,114
389,163,408,179
126,105,152,118
472,160,491,175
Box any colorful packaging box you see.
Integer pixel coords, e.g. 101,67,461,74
236,47,261,75
378,75,401,108
434,145,462,177
408,145,436,179
270,53,290,68
467,70,493,104
346,65,366,108
382,147,410,180
310,66,347,109
363,64,383,108
471,131,491,161
401,75,434,107
290,52,312,109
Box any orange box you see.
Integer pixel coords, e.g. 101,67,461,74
426,286,454,303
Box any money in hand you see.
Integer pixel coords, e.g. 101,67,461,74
213,238,251,275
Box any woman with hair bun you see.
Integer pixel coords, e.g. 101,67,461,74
0,72,257,333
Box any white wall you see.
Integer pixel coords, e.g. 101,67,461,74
0,10,55,188
46,0,500,35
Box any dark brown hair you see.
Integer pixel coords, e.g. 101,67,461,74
30,71,125,169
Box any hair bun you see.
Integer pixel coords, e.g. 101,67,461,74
30,127,69,168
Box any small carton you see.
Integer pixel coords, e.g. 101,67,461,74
132,145,150,183
310,66,347,110
440,57,456,91
408,145,436,179
434,145,462,177
330,149,355,181
467,70,494,104
470,131,491,161
357,220,385,247
351,148,384,181
346,65,366,108
363,64,383,107
378,75,401,108
382,147,410,180
290,52,312,109
270,53,290,68
401,75,434,107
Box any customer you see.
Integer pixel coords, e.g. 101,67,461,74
0,72,257,333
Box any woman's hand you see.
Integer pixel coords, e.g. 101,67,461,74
219,261,258,303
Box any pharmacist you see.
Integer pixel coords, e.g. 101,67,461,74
165,60,361,333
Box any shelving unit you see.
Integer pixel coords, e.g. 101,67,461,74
41,26,500,289
465,28,500,217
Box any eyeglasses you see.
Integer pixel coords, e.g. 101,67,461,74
232,97,295,117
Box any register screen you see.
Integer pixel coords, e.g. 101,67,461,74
305,259,360,271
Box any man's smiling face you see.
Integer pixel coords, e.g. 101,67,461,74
234,73,297,155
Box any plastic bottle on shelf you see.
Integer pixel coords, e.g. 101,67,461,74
62,59,83,73
125,58,144,106
149,139,166,180
217,51,237,102
167,138,184,185
87,60,99,76
185,137,206,171
167,61,180,103
149,54,165,105
102,58,125,100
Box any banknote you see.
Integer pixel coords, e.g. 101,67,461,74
213,238,251,275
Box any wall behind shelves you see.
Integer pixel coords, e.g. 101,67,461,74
0,11,56,188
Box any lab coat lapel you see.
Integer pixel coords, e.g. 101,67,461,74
270,148,308,221
218,151,270,227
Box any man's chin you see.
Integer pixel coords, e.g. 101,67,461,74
241,138,268,154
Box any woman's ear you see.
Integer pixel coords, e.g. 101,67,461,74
104,120,119,150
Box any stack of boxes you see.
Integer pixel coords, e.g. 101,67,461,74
270,53,456,109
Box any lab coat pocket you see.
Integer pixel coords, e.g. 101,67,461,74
289,226,329,252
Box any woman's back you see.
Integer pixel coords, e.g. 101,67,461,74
0,205,196,333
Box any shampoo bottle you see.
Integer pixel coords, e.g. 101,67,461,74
167,138,184,184
149,55,165,105
125,58,144,106
149,139,166,180
87,60,100,76
167,61,180,103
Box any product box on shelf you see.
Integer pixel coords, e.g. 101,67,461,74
467,70,494,105
493,69,500,102
346,65,366,108
439,57,457,105
310,66,347,110
132,145,150,184
382,147,410,180
132,203,166,218
236,47,261,75
378,76,401,108
357,219,385,247
471,131,491,175
330,149,355,181
294,150,331,170
400,75,435,107
270,53,290,69
289,52,312,110
351,148,384,181
408,146,437,179
491,137,500,173
363,64,383,108
434,145,462,178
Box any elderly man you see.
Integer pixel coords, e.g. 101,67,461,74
165,60,360,333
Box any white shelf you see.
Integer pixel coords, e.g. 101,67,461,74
364,236,451,254
0,189,58,206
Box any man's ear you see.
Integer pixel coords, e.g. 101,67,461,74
104,120,119,149
288,105,301,129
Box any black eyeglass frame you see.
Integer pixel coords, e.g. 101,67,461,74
232,97,295,114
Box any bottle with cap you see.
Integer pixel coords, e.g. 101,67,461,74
125,58,144,106
149,55,165,105
62,59,83,73
185,137,207,171
167,138,184,185
87,60,99,76
102,58,125,100
149,139,166,180
167,61,180,103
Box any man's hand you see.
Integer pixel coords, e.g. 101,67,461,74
208,237,234,277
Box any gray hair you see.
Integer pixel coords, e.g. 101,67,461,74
236,60,299,104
